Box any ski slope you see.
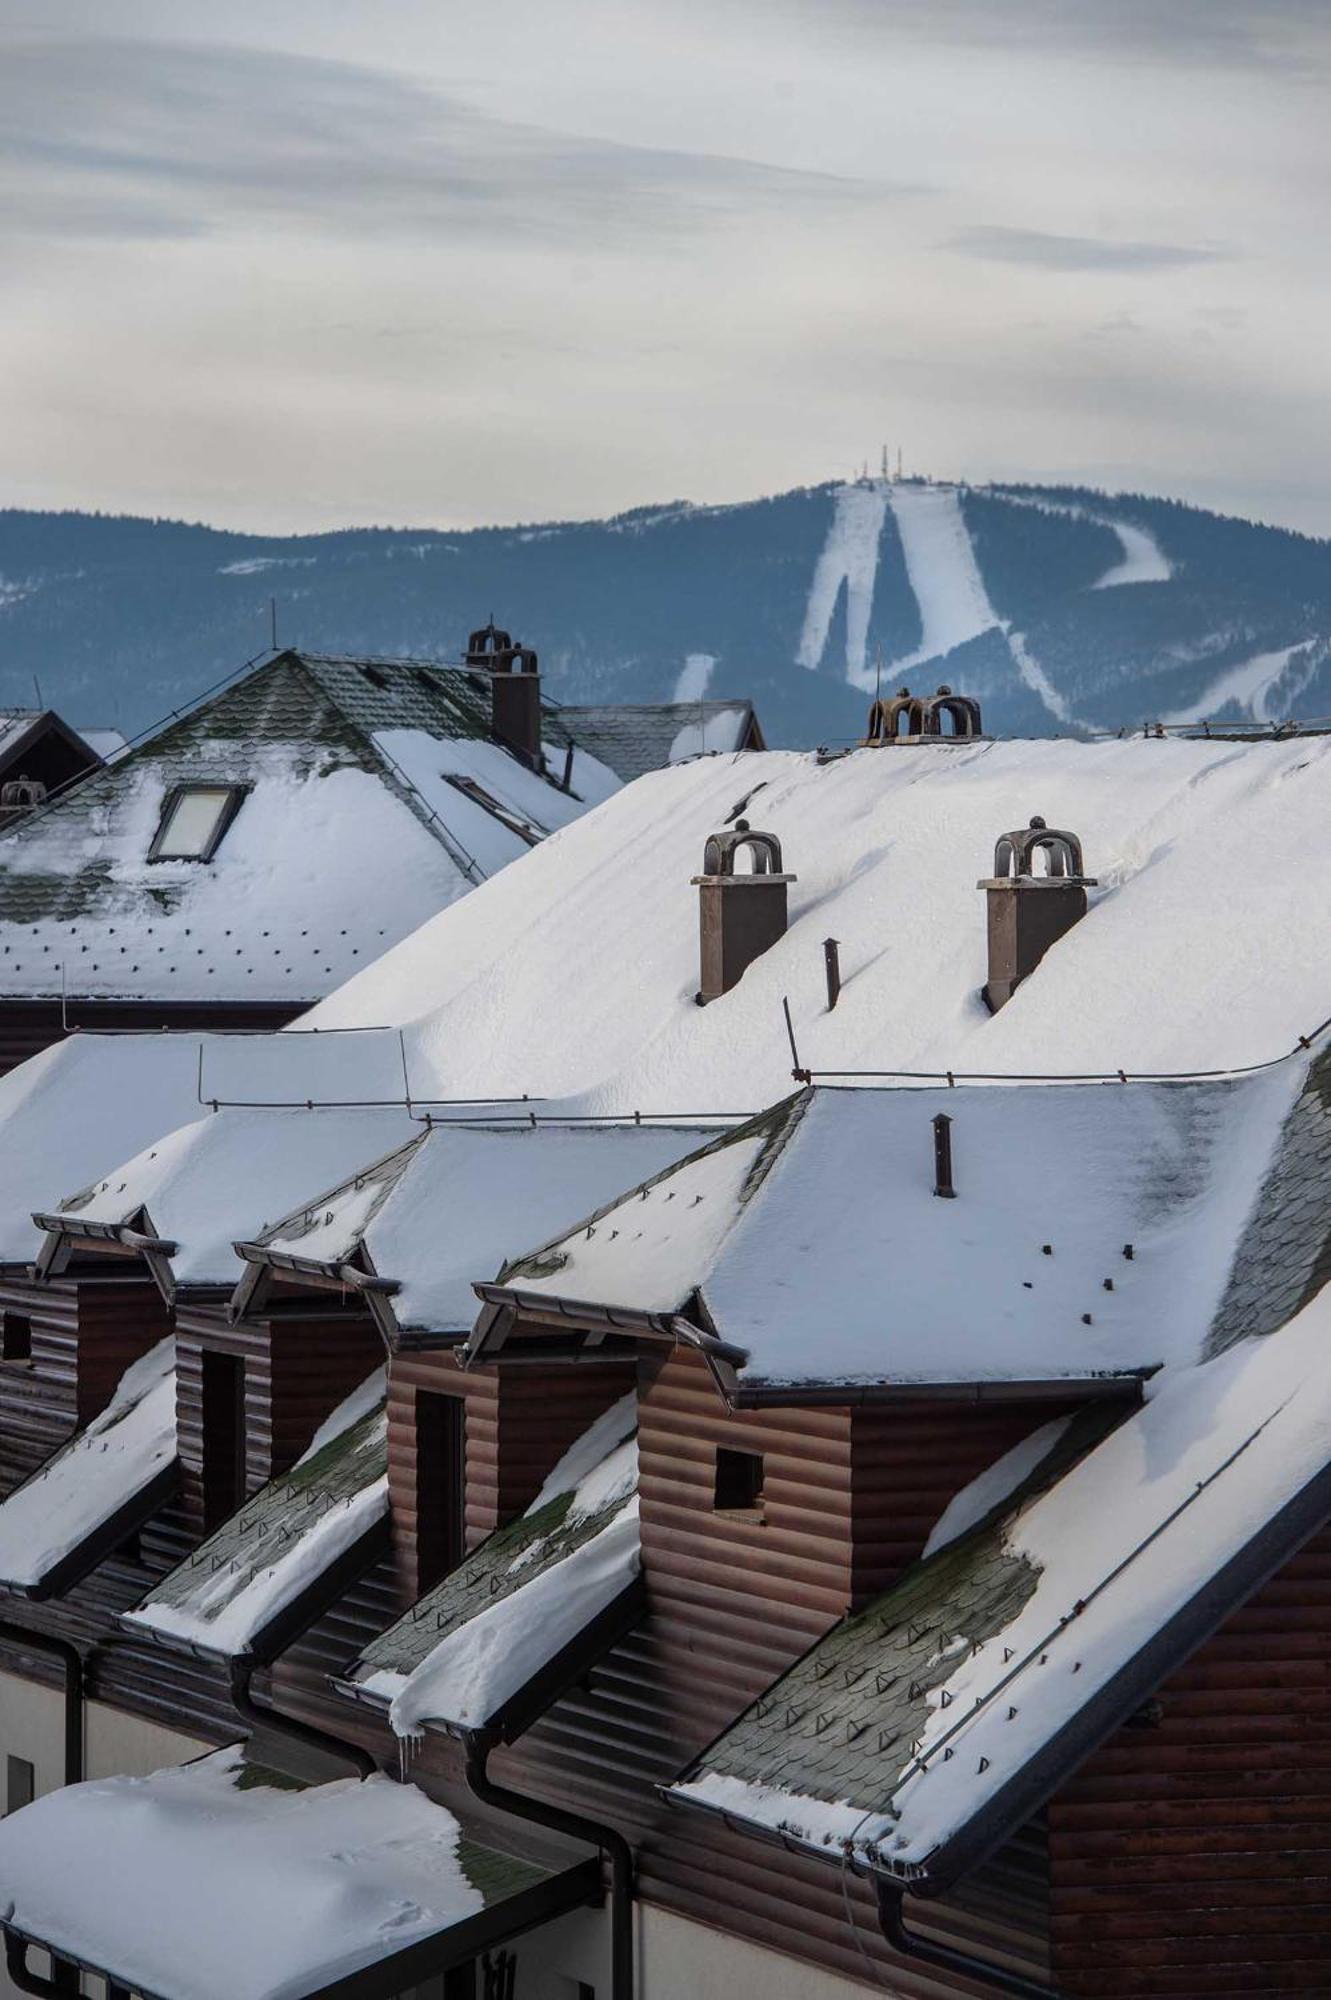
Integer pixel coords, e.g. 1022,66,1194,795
885,485,1002,677
1093,517,1172,588
796,482,888,682
1161,642,1307,726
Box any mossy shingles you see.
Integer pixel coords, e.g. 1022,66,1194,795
355,1478,631,1682
685,1404,1123,1836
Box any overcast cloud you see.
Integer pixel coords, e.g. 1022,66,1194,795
0,0,1327,533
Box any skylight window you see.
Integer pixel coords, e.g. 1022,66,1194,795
443,774,543,847
148,785,246,862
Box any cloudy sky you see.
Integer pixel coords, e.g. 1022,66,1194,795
1,1,1328,534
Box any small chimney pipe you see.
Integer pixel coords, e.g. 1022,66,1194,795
823,938,841,1011
933,1112,956,1198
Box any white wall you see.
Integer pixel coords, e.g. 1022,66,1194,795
0,1669,213,2000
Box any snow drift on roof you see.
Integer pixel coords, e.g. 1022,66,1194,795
0,1340,174,1592
254,1121,717,1333
352,1394,639,1734
0,1033,212,1265
0,1746,552,2000
53,1104,419,1290
303,734,1331,1113
126,1372,386,1658
501,1074,1297,1385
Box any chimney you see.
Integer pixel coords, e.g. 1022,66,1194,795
0,776,47,831
692,820,795,1003
466,620,542,770
863,684,983,746
978,816,1096,1012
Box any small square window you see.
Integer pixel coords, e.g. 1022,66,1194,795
0,1312,32,1362
149,784,246,862
6,1755,34,1814
714,1447,764,1514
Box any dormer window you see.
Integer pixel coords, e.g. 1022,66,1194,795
148,784,246,862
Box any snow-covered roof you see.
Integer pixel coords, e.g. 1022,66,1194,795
349,1395,639,1736
487,1073,1297,1388
0,650,618,1004
44,1100,420,1295
0,1746,590,2000
553,699,761,782
241,1120,720,1336
0,1340,175,1596
304,733,1331,1113
0,1032,246,1268
669,1038,1331,1883
126,1373,386,1660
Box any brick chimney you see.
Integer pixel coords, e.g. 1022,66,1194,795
692,821,795,1003
978,816,1096,1011
466,620,542,770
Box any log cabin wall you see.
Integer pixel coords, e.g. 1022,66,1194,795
0,1269,170,1495
1049,1523,1331,1998
498,1345,1065,1995
386,1348,636,1605
173,1300,385,1534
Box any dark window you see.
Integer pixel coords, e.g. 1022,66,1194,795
148,784,246,862
714,1447,764,1514
201,1350,247,1531
0,1312,32,1362
415,1391,466,1591
6,1756,34,1814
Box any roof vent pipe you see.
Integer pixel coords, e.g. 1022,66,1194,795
466,619,543,770
977,817,1097,1012
692,820,795,1004
863,684,983,747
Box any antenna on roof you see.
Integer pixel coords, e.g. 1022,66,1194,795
269,597,278,651
31,675,43,708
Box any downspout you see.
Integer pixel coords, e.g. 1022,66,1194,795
876,1881,1063,2000
0,1619,83,1784
229,1657,377,1781
463,1733,634,2000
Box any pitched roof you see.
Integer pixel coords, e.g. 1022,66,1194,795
238,1118,721,1337
552,699,760,782
0,1031,245,1267
0,1746,592,2000
0,1340,175,1597
125,1373,386,1661
0,650,617,1004
304,732,1331,1113
486,1073,1297,1389
43,1100,419,1295
347,1395,639,1737
669,1042,1331,1887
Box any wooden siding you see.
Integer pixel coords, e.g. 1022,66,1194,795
1050,1524,1331,1997
0,1271,170,1496
173,1301,385,1533
501,1346,1060,1995
0,998,303,1076
386,1348,637,1605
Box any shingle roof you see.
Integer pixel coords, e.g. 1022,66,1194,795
347,1396,639,1736
490,1072,1298,1388
552,699,759,782
125,1373,386,1661
0,650,613,1003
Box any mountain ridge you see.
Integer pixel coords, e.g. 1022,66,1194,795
2,480,1329,745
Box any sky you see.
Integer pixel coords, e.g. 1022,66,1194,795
1,1,1328,536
